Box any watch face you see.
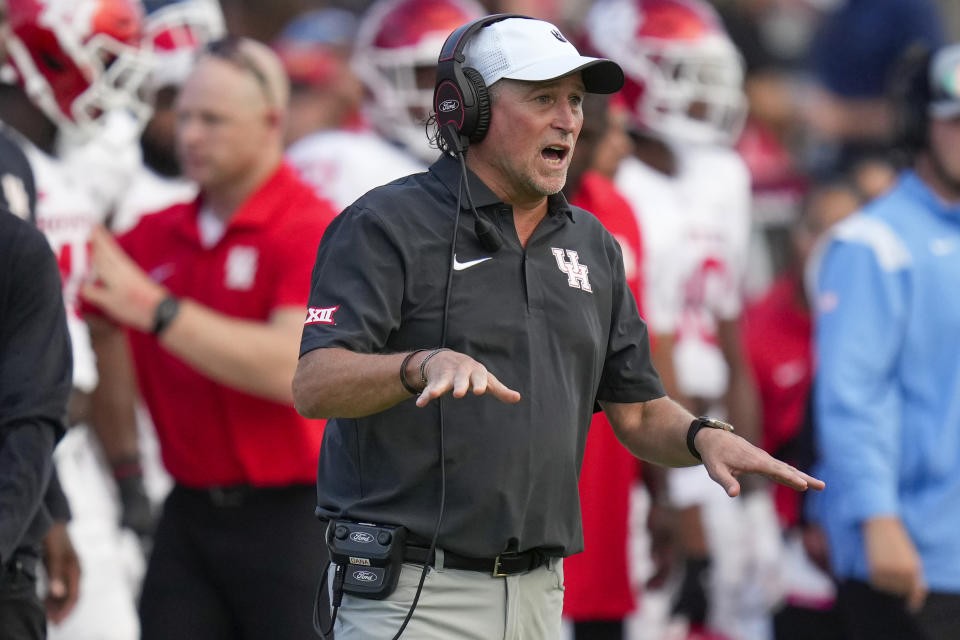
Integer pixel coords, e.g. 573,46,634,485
703,417,734,432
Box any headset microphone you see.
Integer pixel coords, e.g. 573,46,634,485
475,216,503,253
453,147,503,253
439,121,502,253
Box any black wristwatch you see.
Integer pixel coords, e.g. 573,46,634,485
686,417,735,461
152,295,181,336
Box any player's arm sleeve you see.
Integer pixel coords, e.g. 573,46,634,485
0,224,72,564
299,205,404,357
813,227,908,524
596,235,666,404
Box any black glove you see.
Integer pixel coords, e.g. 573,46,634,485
114,471,156,541
671,556,711,625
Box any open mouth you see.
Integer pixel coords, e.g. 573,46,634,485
541,144,569,164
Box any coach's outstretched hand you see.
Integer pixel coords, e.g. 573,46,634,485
414,348,522,408
695,427,825,497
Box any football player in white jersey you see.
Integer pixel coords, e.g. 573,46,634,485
586,2,783,639
283,0,484,212
2,1,155,638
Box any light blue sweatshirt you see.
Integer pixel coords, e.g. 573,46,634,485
813,171,960,592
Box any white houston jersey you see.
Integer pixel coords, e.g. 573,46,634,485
286,129,427,212
24,140,107,393
111,165,198,234
57,110,144,216
616,146,751,399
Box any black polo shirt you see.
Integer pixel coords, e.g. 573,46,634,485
0,208,70,568
301,154,664,558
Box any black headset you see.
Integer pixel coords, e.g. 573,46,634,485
891,43,934,153
433,14,536,254
433,13,530,154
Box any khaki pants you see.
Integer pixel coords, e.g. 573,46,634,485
331,553,565,639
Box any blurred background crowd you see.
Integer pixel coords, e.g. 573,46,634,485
2,0,959,639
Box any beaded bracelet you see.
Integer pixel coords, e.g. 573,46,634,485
400,349,430,395
419,348,450,389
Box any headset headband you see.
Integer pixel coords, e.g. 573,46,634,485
437,13,525,65
434,13,530,153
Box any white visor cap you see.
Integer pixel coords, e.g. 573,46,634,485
462,17,624,94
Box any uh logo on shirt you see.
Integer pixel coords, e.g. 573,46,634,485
225,245,258,290
552,247,592,293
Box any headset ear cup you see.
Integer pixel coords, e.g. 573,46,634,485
463,67,491,143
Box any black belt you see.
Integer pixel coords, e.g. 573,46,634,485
404,545,551,577
178,483,312,508
203,485,252,507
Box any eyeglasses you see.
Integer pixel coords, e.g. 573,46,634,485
203,37,273,106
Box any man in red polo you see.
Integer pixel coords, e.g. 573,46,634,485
82,37,337,639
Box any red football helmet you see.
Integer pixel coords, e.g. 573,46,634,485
5,0,154,138
352,0,484,161
585,0,747,146
142,0,226,93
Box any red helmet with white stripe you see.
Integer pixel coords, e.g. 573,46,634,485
352,0,484,161
585,0,747,146
5,0,154,138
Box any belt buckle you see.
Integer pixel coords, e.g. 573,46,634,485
492,552,519,578
492,554,507,578
208,486,244,507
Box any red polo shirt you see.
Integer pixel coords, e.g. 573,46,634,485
119,163,336,488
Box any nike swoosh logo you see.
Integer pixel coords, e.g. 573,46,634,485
148,263,176,283
452,254,492,271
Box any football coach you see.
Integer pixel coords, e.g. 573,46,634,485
293,14,824,640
